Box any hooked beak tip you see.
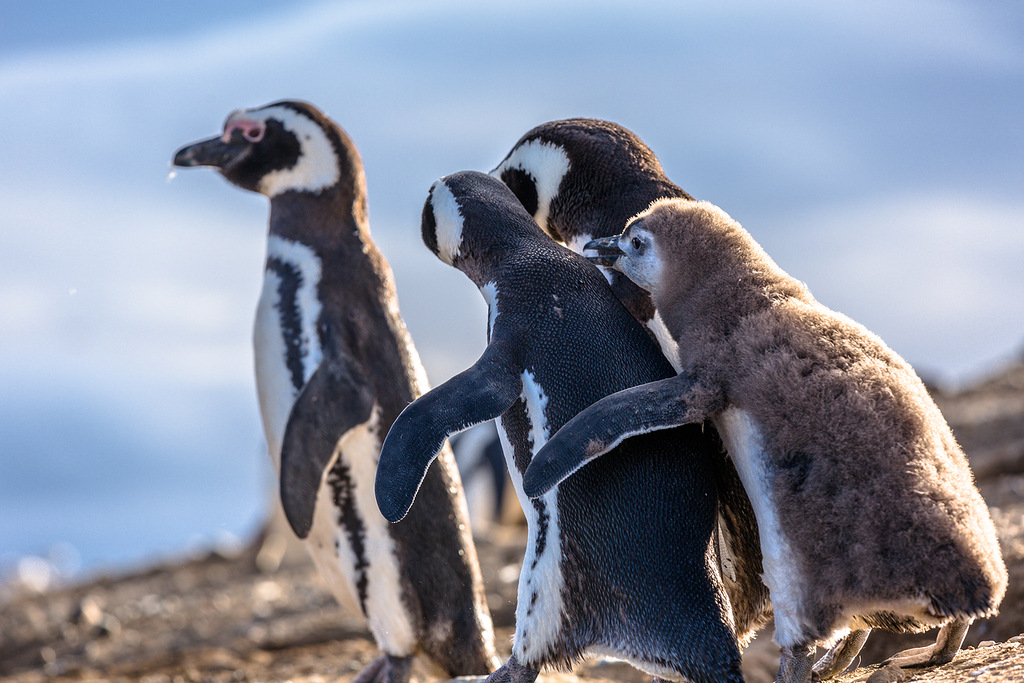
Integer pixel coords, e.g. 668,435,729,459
171,147,200,167
171,135,248,170
583,236,624,267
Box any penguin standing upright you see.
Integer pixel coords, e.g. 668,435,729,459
492,119,770,646
376,171,746,683
173,101,497,683
524,198,1008,683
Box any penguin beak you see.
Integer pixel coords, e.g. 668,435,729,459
583,236,625,267
173,133,250,170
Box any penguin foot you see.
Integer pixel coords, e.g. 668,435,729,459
812,629,870,679
883,619,970,668
483,655,539,683
352,654,414,683
776,642,817,683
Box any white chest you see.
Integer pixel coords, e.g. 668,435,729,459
252,236,324,463
647,310,681,371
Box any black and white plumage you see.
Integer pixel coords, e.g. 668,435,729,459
491,118,692,362
375,171,745,683
492,119,770,646
524,198,1007,683
173,101,497,683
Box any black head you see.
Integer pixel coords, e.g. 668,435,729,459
491,118,693,249
421,171,542,280
173,100,360,198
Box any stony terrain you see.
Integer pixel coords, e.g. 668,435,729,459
3,360,1023,683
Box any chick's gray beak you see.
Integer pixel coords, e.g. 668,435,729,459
583,235,625,267
172,134,248,169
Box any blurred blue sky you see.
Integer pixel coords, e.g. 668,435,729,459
1,0,1022,578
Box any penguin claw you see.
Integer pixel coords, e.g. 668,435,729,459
883,643,953,669
482,655,538,683
883,619,970,669
776,642,817,683
812,629,870,679
351,654,413,683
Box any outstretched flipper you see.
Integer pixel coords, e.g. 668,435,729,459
522,372,723,497
280,350,375,538
376,340,522,523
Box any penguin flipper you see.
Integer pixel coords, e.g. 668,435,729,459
280,352,374,539
523,372,722,497
375,340,521,523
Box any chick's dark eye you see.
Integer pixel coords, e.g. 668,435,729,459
631,236,643,251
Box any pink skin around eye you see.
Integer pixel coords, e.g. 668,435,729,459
222,118,264,143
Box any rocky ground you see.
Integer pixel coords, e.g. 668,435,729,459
2,361,1023,683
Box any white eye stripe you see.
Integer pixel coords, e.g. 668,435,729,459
429,179,464,265
226,105,341,197
492,139,569,232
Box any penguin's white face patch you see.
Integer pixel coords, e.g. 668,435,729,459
614,225,664,294
227,105,340,197
429,180,464,265
491,139,570,237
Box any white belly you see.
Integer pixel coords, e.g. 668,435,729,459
253,270,297,464
304,407,416,655
497,370,565,664
714,406,806,648
252,235,323,464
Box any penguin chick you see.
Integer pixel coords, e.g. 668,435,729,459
376,172,746,683
524,198,1008,683
173,101,498,683
493,118,771,647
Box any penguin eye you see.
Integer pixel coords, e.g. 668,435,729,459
243,125,265,143
631,236,644,252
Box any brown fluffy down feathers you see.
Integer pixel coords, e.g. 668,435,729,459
636,198,1007,643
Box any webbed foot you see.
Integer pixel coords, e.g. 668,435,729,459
812,629,870,679
777,641,817,683
883,619,970,668
352,654,414,683
483,655,539,683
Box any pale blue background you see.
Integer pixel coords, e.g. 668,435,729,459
1,0,1022,578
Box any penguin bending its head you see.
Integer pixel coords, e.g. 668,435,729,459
493,119,771,647
524,198,1008,683
491,118,692,354
376,171,746,683
173,101,498,683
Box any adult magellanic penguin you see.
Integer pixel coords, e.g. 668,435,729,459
173,101,498,683
491,118,692,359
376,171,745,683
524,198,1008,683
492,119,771,648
